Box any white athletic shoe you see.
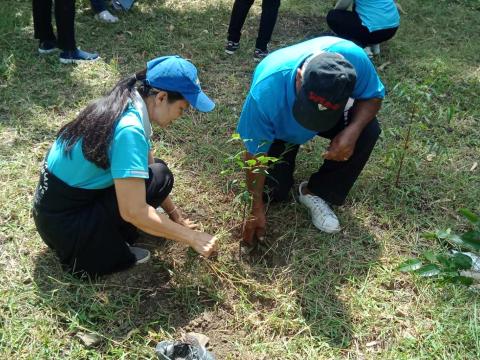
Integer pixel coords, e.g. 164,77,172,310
298,182,340,233
364,46,373,59
95,10,119,23
371,43,380,55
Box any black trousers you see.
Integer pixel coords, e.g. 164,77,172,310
227,0,281,51
265,110,381,206
32,0,76,50
33,160,173,277
326,9,398,47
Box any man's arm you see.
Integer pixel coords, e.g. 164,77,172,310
243,151,267,245
323,98,382,161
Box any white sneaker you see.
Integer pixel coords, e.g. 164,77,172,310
298,182,340,233
371,43,380,55
364,46,373,59
95,10,119,23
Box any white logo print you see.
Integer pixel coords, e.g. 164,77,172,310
317,103,328,111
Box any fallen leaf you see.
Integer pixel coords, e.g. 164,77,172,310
378,61,391,71
426,153,436,161
470,162,478,171
76,332,102,347
366,340,380,347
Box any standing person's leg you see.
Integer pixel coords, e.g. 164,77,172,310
255,0,280,52
265,140,300,202
326,9,371,47
227,0,255,43
307,110,381,206
226,0,255,49
54,0,100,63
32,0,58,52
55,0,76,51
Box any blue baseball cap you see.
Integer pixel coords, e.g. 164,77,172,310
145,55,215,112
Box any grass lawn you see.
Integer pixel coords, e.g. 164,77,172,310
1,0,479,358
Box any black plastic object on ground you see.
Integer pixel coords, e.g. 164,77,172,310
155,340,215,360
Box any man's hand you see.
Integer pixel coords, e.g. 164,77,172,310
322,127,358,161
243,209,266,246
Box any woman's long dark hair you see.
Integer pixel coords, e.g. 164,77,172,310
57,69,183,169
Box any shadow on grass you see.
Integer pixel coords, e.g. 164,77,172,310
243,202,380,348
32,238,220,345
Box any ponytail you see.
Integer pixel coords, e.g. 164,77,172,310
57,69,147,169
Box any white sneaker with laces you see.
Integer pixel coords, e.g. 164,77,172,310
298,182,340,233
95,10,119,23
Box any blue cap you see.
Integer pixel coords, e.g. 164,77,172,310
145,56,215,112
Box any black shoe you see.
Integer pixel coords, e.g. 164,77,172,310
225,41,240,55
253,48,269,62
129,246,151,264
38,40,58,54
59,48,100,64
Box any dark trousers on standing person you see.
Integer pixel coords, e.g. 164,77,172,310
32,0,76,50
265,109,381,206
326,9,398,47
227,0,281,51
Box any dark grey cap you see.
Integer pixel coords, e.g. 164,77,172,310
293,52,356,132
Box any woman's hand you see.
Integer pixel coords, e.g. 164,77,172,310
168,207,199,229
190,233,217,257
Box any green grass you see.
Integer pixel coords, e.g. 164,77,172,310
1,0,480,358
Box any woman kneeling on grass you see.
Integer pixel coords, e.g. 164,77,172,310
33,55,217,277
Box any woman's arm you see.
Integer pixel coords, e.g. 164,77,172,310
114,177,216,257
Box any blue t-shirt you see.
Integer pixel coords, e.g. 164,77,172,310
237,36,385,154
355,0,400,32
47,103,151,189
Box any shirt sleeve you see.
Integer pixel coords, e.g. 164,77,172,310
110,124,150,179
236,94,275,154
331,44,385,100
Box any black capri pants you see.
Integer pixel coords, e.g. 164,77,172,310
33,160,173,277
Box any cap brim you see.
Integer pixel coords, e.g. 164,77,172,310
183,91,215,112
293,90,346,132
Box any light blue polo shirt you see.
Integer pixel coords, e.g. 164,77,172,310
355,0,400,32
237,36,385,154
47,92,151,189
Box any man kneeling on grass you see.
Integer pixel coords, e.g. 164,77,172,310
237,36,385,245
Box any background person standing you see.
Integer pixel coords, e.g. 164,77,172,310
225,0,281,61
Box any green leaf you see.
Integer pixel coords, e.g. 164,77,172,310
451,253,473,270
245,159,257,167
435,229,452,239
423,251,437,263
436,254,451,268
415,264,441,277
461,231,480,244
458,208,480,227
398,259,423,272
422,232,437,239
448,276,474,286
